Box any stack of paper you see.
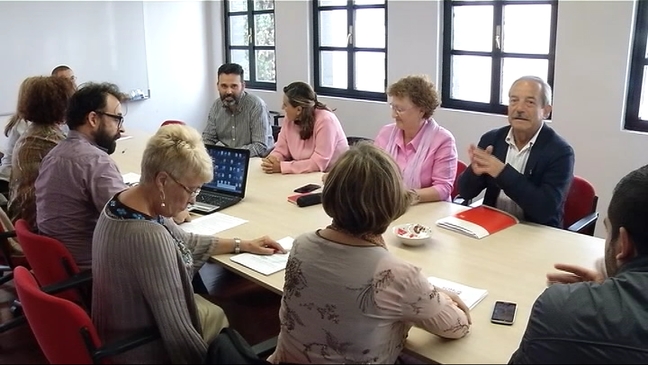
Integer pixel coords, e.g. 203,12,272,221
427,276,488,310
230,237,294,276
180,212,248,235
121,173,141,186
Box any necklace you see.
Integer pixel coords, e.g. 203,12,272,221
326,224,386,249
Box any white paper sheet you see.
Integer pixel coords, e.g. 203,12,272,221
121,173,141,186
179,212,248,235
229,237,294,276
427,276,488,310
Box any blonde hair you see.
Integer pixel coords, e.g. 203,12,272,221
141,125,213,184
387,75,440,119
322,143,411,235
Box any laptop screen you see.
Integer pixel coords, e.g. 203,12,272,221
203,146,249,196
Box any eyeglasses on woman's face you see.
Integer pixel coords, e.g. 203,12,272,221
167,173,201,198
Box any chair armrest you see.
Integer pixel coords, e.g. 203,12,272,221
92,327,160,362
251,336,278,359
0,230,17,239
568,212,599,234
40,269,93,296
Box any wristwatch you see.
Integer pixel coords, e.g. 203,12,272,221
409,189,421,205
234,238,241,254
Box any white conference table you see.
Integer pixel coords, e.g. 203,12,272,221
113,131,605,364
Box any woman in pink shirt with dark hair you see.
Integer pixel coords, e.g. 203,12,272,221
261,82,348,174
374,75,458,204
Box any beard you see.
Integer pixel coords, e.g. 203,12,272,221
95,123,119,155
220,92,241,107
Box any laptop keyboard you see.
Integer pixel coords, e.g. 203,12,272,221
196,193,234,207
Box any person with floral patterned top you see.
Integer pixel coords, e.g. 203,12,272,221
268,143,471,364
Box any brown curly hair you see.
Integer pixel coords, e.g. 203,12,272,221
18,76,75,126
387,75,440,119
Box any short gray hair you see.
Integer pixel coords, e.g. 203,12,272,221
512,76,552,107
141,124,213,184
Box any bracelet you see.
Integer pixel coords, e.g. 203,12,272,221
234,238,241,254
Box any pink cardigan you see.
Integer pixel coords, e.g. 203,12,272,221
374,121,457,201
270,109,349,174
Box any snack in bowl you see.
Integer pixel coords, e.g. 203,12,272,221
392,223,432,246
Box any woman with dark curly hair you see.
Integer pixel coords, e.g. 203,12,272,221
7,76,75,227
375,75,458,205
261,81,348,174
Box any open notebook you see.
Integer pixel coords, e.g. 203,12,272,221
436,205,518,239
229,237,294,276
427,276,488,310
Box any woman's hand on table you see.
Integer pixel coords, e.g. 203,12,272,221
261,155,281,174
243,236,287,255
172,209,192,224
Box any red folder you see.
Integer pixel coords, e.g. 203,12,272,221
436,205,518,239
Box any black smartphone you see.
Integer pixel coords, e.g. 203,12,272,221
491,301,517,325
294,183,321,194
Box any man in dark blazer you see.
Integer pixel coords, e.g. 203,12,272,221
458,76,574,228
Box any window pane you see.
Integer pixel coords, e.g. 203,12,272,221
254,14,275,46
452,5,493,52
228,0,247,12
500,58,548,104
502,5,552,54
230,50,250,81
638,66,648,120
320,51,348,88
229,15,249,46
255,50,276,82
450,55,492,103
253,0,274,11
319,10,348,47
354,0,385,5
354,51,385,92
354,9,385,48
319,0,346,6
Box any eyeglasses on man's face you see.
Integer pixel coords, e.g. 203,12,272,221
167,173,201,198
95,111,124,128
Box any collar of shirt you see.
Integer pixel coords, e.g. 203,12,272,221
218,91,249,114
395,119,432,152
505,122,544,152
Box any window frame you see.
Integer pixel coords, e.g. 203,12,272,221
223,0,277,90
441,0,559,115
625,0,648,132
312,0,388,102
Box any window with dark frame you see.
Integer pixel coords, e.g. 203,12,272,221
313,0,388,102
224,0,276,90
625,0,648,133
441,0,558,115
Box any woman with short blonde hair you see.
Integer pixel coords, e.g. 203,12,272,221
269,143,471,364
92,124,286,364
375,75,458,204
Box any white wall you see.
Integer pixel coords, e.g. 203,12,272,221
0,0,221,149
243,0,646,237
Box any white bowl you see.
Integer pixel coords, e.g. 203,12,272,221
392,223,433,247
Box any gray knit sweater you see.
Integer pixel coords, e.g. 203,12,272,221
91,208,216,364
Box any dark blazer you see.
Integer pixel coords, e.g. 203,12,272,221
457,124,574,228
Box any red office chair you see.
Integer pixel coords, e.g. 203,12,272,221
452,160,470,205
160,120,186,127
13,266,159,364
14,219,92,308
563,176,599,236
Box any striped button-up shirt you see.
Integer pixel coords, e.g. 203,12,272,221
202,91,274,157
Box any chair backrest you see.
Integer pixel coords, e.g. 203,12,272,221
14,266,102,364
160,120,186,127
452,160,468,200
563,176,598,229
14,219,83,303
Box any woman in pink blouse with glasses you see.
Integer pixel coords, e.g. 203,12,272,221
374,75,458,204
